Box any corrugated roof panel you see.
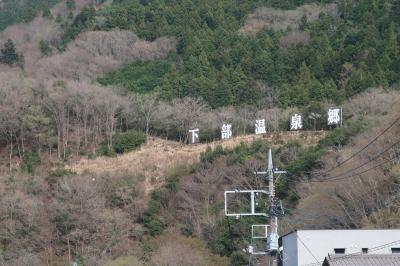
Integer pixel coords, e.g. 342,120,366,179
325,254,400,266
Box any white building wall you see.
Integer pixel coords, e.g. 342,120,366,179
281,229,400,266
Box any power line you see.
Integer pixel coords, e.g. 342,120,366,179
307,152,399,184
308,147,399,183
223,120,400,262
271,119,400,265
311,138,400,182
225,119,400,193
280,219,321,265
297,236,320,265
262,139,400,223
283,138,400,184
311,155,397,183
312,115,400,178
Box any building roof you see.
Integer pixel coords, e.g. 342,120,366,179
280,229,400,239
323,254,400,266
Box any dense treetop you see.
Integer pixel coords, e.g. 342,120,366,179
1,0,399,108
0,0,60,31
96,0,400,108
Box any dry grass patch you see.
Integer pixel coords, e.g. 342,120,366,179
150,233,229,266
280,30,310,48
68,131,326,195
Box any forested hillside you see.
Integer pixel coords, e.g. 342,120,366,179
0,0,60,31
0,0,399,265
98,0,400,107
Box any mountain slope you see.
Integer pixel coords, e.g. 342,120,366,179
0,0,400,265
69,131,326,194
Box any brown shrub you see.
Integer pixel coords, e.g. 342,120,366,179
239,3,338,36
280,31,310,48
345,88,400,117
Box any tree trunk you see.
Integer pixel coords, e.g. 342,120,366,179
20,125,25,155
146,117,150,136
67,238,71,264
107,114,115,150
64,110,70,159
57,124,61,159
76,124,81,156
84,118,88,147
15,133,22,159
9,141,13,173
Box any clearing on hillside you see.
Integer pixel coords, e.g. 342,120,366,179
239,3,337,36
69,131,326,194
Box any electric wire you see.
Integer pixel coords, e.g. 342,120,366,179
225,127,400,198
280,219,321,265
223,119,400,264
223,115,400,188
278,115,400,185
311,115,400,178
308,138,400,182
225,136,400,228
281,137,400,184
300,239,400,266
310,155,398,183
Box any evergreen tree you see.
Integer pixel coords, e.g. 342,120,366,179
299,15,308,30
373,65,389,87
67,0,76,11
229,66,258,105
385,23,399,59
0,39,23,66
253,50,274,81
42,6,52,19
100,0,400,108
39,40,52,56
73,5,96,29
347,63,374,95
391,0,400,25
323,79,339,101
56,13,62,23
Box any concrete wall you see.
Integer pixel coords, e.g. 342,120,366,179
282,230,400,266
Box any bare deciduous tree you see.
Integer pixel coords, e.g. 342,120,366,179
130,93,158,136
156,97,208,142
36,30,176,81
0,83,33,170
94,87,129,150
42,82,73,159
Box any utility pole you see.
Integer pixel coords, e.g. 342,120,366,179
268,148,278,249
255,148,286,258
224,148,286,265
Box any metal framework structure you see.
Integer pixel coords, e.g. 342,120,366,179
224,148,287,265
245,225,270,257
252,224,269,239
224,190,270,217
